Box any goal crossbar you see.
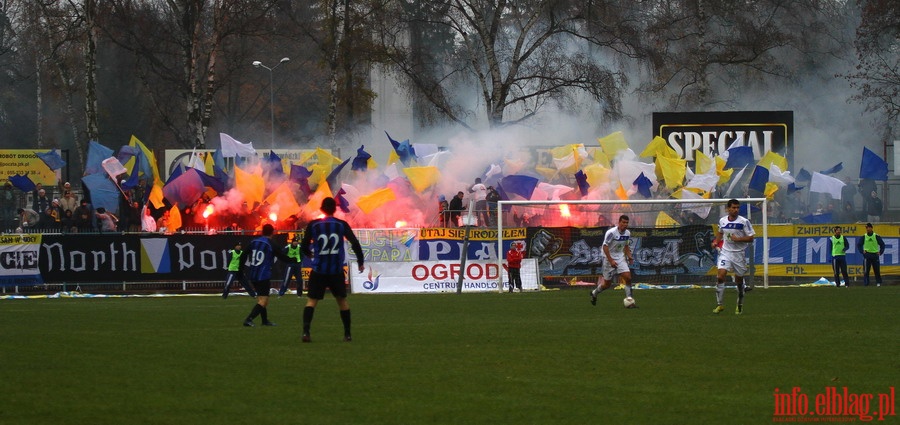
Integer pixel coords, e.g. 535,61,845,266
496,198,769,290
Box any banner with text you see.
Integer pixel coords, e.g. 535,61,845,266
348,259,540,294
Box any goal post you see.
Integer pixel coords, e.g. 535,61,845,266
495,198,769,291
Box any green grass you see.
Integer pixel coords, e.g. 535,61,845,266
1,287,898,424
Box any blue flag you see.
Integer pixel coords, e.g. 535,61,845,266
336,188,351,213
9,174,36,192
352,145,372,171
499,175,539,200
748,165,769,193
575,170,590,196
290,164,313,195
724,146,754,169
859,147,888,181
819,162,843,175
796,168,812,182
263,150,284,179
801,212,832,224
121,150,142,190
85,141,115,176
35,150,67,170
787,183,804,194
385,132,416,166
82,172,120,215
633,172,654,198
325,157,352,195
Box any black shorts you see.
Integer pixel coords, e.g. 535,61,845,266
307,271,347,300
251,279,272,296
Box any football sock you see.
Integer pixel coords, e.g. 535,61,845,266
247,304,262,321
716,282,725,305
340,309,351,336
302,306,315,334
624,284,633,299
260,306,268,323
737,283,745,305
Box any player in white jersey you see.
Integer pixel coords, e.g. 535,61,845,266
590,215,636,308
712,199,755,315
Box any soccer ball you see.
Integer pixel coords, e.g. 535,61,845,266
623,297,635,308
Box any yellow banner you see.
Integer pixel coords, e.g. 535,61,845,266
0,150,58,186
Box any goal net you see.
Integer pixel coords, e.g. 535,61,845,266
495,198,769,291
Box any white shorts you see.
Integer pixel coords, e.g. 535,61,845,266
601,258,630,281
717,250,749,276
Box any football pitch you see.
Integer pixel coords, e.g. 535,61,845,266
1,286,897,424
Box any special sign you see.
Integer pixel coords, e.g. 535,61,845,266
652,111,793,168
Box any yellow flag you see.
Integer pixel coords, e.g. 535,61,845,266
765,182,779,199
657,156,687,190
598,131,628,158
758,151,788,172
168,205,182,231
583,163,610,187
640,136,676,159
402,166,442,193
315,147,341,170
234,165,265,207
695,151,714,175
387,150,400,166
535,166,558,181
129,135,163,185
264,181,302,219
655,211,678,227
357,187,397,214
715,157,734,185
148,183,165,209
615,182,629,200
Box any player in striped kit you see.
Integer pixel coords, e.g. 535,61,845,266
712,199,755,315
300,197,365,342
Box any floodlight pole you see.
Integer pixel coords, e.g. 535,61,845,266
252,57,290,149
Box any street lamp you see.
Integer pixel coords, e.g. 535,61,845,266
253,57,290,149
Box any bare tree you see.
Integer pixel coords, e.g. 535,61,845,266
376,0,625,130
845,0,900,124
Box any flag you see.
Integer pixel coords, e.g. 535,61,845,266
34,150,66,170
574,170,589,196
8,174,36,192
385,132,416,166
723,146,754,169
81,172,120,214
534,183,574,201
401,166,441,193
725,166,748,197
263,182,302,220
234,165,265,207
325,157,352,195
163,168,206,207
633,172,653,198
801,212,833,224
655,211,678,227
819,162,843,175
748,165,769,193
657,155,686,189
498,175,539,199
640,136,677,158
765,182,779,199
167,205,182,231
787,183,804,194
122,153,142,190
768,164,795,185
85,141,114,176
796,168,812,182
357,187,396,214
757,151,788,172
102,157,127,179
614,182,629,200
220,133,256,158
809,172,845,199
859,147,888,181
262,150,285,179
335,188,351,213
351,145,372,171
128,136,163,185
597,131,628,158
290,164,313,195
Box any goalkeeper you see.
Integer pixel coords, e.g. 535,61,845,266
590,215,636,308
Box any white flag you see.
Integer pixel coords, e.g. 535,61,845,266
809,172,845,199
101,157,127,179
220,133,256,158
